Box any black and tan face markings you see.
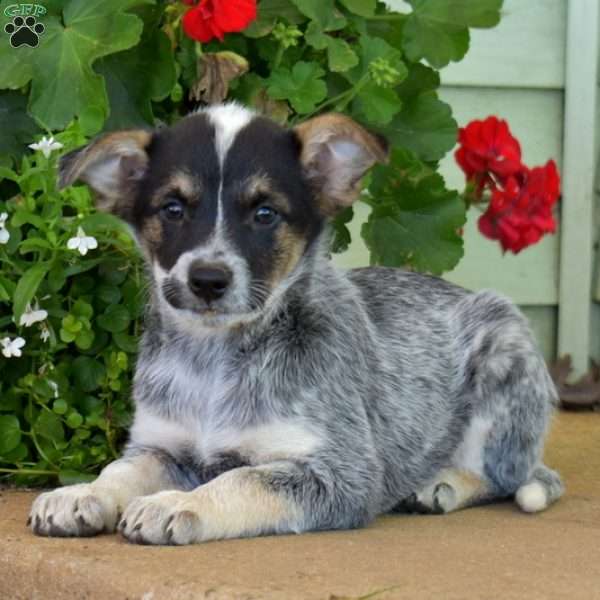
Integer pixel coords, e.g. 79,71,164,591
124,111,323,312
221,117,322,299
141,170,204,248
132,114,221,270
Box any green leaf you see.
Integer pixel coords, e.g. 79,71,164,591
72,299,94,320
97,304,131,333
19,238,53,254
53,399,69,415
402,0,502,68
344,34,404,85
0,92,40,164
387,92,457,162
338,0,376,17
250,0,305,24
35,410,65,443
306,23,358,71
66,412,84,429
113,331,139,353
245,0,306,37
75,328,95,350
289,0,346,30
363,149,466,274
0,415,21,455
11,209,46,229
353,82,402,125
2,443,28,462
267,62,327,114
305,21,328,49
13,263,49,323
97,284,122,305
330,205,353,253
326,37,358,72
396,62,440,100
98,28,176,130
99,260,129,285
0,0,151,132
48,266,67,293
72,356,106,392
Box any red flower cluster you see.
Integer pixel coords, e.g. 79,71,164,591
455,116,561,254
182,0,257,43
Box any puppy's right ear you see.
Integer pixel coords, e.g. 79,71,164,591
58,130,152,219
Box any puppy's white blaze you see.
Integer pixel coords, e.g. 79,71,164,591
205,103,254,248
452,415,493,475
516,481,548,513
204,102,255,167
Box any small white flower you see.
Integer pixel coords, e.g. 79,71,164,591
1,336,26,358
40,327,50,342
67,226,98,256
19,303,48,327
0,212,9,245
48,380,59,398
28,136,64,159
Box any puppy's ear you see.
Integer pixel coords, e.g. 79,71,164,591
294,113,389,215
58,130,152,219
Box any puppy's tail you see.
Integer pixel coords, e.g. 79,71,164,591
515,464,564,513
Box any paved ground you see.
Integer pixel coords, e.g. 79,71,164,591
0,411,598,600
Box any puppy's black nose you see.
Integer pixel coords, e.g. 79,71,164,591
188,263,232,303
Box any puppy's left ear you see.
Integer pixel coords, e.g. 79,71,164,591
58,130,152,219
294,113,389,215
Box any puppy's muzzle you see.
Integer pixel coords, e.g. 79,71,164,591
188,262,233,304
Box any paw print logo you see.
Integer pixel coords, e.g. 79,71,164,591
5,15,45,48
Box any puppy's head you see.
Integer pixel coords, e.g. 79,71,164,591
59,104,388,329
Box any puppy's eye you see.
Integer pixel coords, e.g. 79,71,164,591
160,198,185,222
254,205,278,226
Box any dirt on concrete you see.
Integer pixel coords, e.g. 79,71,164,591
0,412,598,600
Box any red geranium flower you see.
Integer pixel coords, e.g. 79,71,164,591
455,116,522,196
478,160,560,254
182,0,257,43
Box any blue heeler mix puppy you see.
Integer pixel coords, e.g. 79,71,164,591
29,104,563,544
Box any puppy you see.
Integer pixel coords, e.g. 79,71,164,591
29,104,563,544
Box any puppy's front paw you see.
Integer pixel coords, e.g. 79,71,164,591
29,484,119,537
118,491,203,545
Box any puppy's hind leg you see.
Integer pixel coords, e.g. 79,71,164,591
395,468,491,515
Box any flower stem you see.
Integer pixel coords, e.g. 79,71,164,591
273,43,285,69
0,467,58,476
294,74,370,123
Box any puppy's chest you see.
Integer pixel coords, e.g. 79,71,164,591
129,410,321,473
132,340,321,469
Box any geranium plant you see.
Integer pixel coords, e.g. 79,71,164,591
0,0,508,483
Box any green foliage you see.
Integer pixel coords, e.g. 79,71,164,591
0,0,152,133
0,0,503,483
402,0,502,68
363,149,466,274
0,124,143,484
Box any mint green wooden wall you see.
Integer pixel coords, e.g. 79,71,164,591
334,0,600,372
